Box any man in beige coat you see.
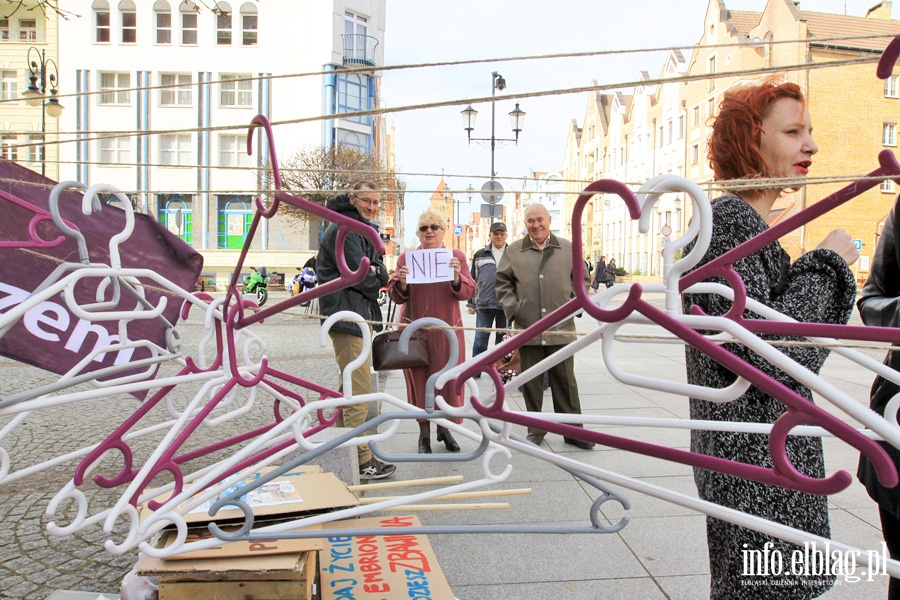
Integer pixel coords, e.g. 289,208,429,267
495,204,594,449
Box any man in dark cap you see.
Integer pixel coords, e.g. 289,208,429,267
466,222,509,373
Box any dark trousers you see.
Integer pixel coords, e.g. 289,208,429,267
880,506,900,600
472,308,507,356
518,344,582,436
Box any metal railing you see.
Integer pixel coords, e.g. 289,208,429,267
341,33,379,66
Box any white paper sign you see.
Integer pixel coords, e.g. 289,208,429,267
407,248,454,283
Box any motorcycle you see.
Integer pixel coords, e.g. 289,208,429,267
291,266,317,307
243,266,269,306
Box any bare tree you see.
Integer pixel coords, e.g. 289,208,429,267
277,143,389,227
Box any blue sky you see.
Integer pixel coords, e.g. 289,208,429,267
382,0,886,246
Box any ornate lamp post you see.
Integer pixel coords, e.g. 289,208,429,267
460,72,525,223
21,47,63,176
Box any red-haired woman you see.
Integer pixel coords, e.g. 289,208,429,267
682,79,858,599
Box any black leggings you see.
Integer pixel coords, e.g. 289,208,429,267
880,506,900,600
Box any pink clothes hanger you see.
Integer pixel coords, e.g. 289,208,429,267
0,189,77,249
221,115,385,331
454,178,897,495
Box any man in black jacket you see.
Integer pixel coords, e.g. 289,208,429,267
317,181,395,480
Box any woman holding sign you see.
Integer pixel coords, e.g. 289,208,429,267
389,208,475,454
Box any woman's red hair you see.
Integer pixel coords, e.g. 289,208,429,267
707,78,805,182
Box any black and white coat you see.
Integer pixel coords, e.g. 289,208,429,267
682,195,856,599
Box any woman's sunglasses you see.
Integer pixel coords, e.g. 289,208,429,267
418,224,442,232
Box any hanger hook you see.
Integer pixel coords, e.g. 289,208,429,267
48,181,90,264
398,317,458,412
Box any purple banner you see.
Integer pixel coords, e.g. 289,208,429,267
0,161,203,390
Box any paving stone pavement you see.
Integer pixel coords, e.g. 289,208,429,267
0,290,893,598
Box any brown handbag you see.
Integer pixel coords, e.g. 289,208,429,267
372,293,430,371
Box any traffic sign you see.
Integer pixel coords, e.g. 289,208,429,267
852,239,862,251
454,225,463,235
480,203,503,219
481,180,504,204
660,224,672,237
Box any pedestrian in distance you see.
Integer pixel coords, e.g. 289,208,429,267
466,222,510,373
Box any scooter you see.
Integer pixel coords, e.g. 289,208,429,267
243,266,269,306
291,266,317,307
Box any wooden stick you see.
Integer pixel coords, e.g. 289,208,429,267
348,475,464,492
366,502,509,512
358,488,532,504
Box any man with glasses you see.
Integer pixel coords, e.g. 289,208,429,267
467,222,509,374
317,180,396,480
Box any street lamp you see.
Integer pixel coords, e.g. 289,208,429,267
460,72,525,221
21,47,63,176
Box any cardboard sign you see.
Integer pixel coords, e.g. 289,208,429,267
405,248,453,284
154,521,324,561
0,161,203,386
141,468,357,527
321,515,455,600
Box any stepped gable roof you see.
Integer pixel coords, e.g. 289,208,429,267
727,9,762,36
800,9,899,53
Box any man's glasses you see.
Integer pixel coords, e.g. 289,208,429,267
418,224,442,232
355,197,380,207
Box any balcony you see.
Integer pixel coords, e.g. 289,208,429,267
342,34,379,67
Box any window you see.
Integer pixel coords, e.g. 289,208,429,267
0,19,8,40
1,71,16,101
160,73,191,106
154,0,171,44
218,134,251,166
219,74,252,107
181,1,197,45
99,136,131,164
158,195,193,243
336,130,370,154
693,105,700,126
678,115,684,140
707,98,715,119
215,2,232,45
344,11,368,60
217,195,251,249
1,135,17,161
336,73,371,124
691,144,699,165
240,3,257,46
119,1,136,43
707,55,716,92
657,125,663,148
27,134,43,164
667,119,673,144
18,19,36,42
884,123,897,147
160,133,192,164
886,75,899,99
882,179,896,194
100,72,130,105
93,0,110,43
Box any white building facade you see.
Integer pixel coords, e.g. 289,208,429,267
57,0,387,284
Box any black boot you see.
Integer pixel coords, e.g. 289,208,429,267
436,426,460,452
418,422,432,454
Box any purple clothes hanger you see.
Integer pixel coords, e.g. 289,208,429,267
72,296,340,509
222,115,385,331
0,189,78,249
455,178,897,495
